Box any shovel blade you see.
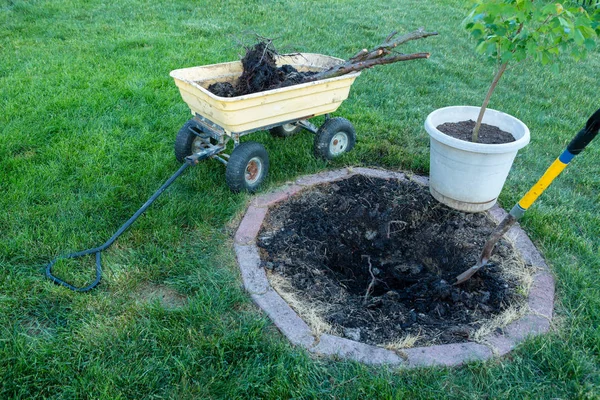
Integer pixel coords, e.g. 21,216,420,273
454,213,518,285
454,264,484,285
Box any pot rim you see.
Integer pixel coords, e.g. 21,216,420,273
425,106,530,154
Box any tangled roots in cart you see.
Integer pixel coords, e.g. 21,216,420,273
208,41,316,97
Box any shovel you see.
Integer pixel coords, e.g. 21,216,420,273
455,108,600,285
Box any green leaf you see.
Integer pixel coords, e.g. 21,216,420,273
541,51,551,65
578,26,598,38
559,40,569,51
540,3,557,15
558,17,569,28
475,40,487,54
494,25,507,37
471,29,484,39
473,13,485,22
584,38,596,51
513,47,527,62
501,51,513,62
574,28,585,45
466,0,596,67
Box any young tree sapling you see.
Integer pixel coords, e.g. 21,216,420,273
465,0,598,142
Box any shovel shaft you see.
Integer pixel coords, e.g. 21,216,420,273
516,108,599,213
455,108,600,285
512,107,600,216
514,149,573,213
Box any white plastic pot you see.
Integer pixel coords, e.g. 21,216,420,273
424,106,530,212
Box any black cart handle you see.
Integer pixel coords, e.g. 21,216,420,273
568,108,600,155
46,161,193,292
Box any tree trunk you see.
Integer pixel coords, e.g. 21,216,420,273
472,62,508,143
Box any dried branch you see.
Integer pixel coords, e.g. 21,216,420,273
307,28,438,82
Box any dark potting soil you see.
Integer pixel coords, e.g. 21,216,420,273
437,120,515,144
257,175,525,347
207,42,317,97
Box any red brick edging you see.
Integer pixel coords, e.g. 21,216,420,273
234,168,555,367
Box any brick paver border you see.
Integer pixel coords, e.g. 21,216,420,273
233,168,555,367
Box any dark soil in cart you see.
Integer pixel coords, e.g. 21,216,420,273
208,42,317,97
257,175,526,347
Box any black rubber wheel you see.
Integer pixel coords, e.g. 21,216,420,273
269,123,302,138
313,117,356,160
225,141,269,193
174,119,207,163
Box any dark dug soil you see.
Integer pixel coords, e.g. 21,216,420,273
208,42,316,97
437,120,515,144
257,175,525,347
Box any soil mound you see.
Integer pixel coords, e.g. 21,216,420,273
257,175,525,346
437,120,515,144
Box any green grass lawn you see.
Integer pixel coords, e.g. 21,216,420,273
1,0,599,398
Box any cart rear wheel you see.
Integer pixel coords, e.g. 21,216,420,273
313,117,356,160
269,123,302,138
226,142,269,193
174,119,208,163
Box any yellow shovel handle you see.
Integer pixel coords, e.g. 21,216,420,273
512,106,599,216
517,155,570,210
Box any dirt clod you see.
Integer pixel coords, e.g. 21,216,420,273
257,175,525,347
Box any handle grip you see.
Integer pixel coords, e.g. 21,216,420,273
46,249,103,292
567,108,600,155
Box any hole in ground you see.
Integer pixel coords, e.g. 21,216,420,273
257,174,527,347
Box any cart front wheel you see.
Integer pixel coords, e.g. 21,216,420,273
313,117,356,160
226,142,269,193
269,123,302,138
174,119,208,163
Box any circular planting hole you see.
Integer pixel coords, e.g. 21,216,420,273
257,174,529,348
